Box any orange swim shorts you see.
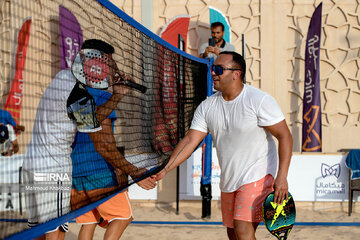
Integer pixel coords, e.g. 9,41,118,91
221,174,274,227
74,190,133,226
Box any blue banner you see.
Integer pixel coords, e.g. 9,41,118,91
209,6,231,43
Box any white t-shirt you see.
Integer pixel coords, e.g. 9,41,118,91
199,40,235,59
0,124,16,154
23,69,100,173
190,84,285,192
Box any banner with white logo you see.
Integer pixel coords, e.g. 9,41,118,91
287,154,360,201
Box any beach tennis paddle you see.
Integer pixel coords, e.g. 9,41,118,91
263,191,296,240
72,49,147,93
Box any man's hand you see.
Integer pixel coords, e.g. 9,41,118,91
273,175,289,205
129,167,158,190
213,47,221,56
115,168,128,186
151,169,166,182
136,177,157,190
204,46,214,57
204,46,221,57
112,72,132,96
15,125,25,133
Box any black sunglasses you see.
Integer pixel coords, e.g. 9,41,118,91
211,65,242,75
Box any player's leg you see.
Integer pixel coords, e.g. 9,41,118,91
35,230,57,240
73,191,99,239
97,190,133,239
104,218,132,240
78,223,97,240
56,229,66,240
43,228,66,240
33,224,67,240
233,220,259,240
234,174,274,239
24,170,70,240
222,174,274,240
221,191,238,240
226,227,237,240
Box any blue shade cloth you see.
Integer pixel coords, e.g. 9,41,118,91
345,149,360,180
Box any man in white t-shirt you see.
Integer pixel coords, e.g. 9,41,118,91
199,22,235,59
0,124,18,156
153,51,293,240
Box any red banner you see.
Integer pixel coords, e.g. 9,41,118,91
154,48,178,154
159,15,190,48
154,16,190,154
4,18,32,124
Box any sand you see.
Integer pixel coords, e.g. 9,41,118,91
64,200,360,240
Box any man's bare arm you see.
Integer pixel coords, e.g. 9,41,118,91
264,120,293,204
154,129,207,181
88,119,137,175
12,140,19,153
96,73,133,123
88,119,156,189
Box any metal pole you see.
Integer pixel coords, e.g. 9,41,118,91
242,33,246,83
201,57,214,219
19,166,22,215
176,34,185,215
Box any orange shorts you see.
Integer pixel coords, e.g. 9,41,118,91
75,190,133,225
221,174,274,227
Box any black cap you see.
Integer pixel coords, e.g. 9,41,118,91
81,39,114,54
0,125,9,141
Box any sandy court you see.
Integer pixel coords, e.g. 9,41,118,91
64,200,360,240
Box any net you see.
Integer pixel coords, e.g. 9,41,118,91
0,0,208,238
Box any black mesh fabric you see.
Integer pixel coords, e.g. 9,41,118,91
0,0,207,238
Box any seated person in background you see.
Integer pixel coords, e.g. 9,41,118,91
199,21,235,59
0,124,19,156
0,109,25,133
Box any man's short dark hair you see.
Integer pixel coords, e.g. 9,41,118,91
220,51,246,79
211,22,225,31
81,39,114,54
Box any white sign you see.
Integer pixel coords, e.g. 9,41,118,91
125,153,159,200
180,147,221,200
0,154,24,212
288,154,359,202
180,150,359,202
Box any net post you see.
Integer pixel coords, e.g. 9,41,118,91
242,33,246,83
18,166,22,215
176,33,186,215
201,58,214,219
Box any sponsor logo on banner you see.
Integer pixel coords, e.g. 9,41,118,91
316,163,345,197
321,163,341,178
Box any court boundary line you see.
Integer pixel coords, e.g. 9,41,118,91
2,219,360,226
